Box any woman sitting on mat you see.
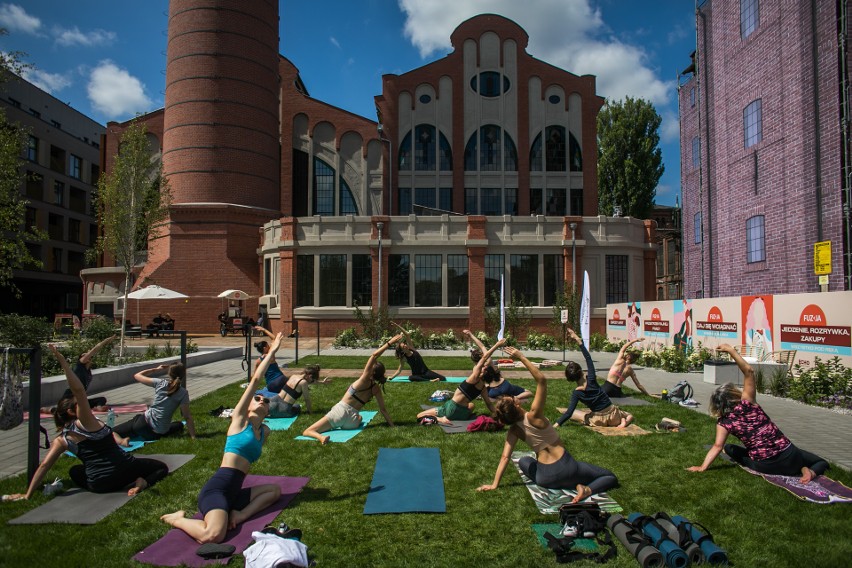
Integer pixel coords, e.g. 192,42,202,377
267,364,330,418
478,347,619,500
687,344,829,483
8,345,169,500
301,334,403,444
555,328,633,429
252,327,288,393
466,329,532,403
416,338,506,424
390,324,446,382
113,363,196,442
602,337,651,398
160,333,285,544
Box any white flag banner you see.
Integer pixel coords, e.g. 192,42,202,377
497,274,506,341
580,270,590,350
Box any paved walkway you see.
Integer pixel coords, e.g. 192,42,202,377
2,343,850,482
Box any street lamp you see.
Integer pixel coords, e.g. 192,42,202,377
569,222,578,288
376,221,384,310
378,125,393,215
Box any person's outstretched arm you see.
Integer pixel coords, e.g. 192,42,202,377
7,437,68,500
180,403,197,439
357,333,403,385
79,335,116,366
477,429,519,491
49,345,99,432
254,326,275,340
133,364,168,387
555,390,581,427
373,388,394,427
617,337,643,359
234,332,284,420
464,329,487,356
505,347,546,418
468,339,507,382
687,424,729,472
389,356,405,380
627,369,651,396
717,343,756,402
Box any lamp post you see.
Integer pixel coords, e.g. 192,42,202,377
376,221,383,310
569,222,578,288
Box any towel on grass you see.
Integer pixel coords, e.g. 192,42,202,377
556,408,650,436
294,410,377,443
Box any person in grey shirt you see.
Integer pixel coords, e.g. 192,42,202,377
114,363,196,443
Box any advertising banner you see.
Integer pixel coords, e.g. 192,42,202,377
775,291,852,369
693,297,741,349
607,303,629,342
643,302,673,341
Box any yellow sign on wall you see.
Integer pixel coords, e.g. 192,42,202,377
814,241,832,275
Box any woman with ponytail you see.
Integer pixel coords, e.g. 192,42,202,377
113,363,196,442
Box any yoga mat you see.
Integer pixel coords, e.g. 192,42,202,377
263,416,298,431
65,439,152,458
419,405,475,433
295,410,377,443
8,454,195,525
133,475,310,567
607,514,663,568
739,466,852,504
389,376,466,383
511,452,622,514
556,408,650,435
363,447,445,514
531,523,598,552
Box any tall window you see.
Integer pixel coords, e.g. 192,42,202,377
352,254,372,306
543,254,564,305
740,0,759,39
569,132,582,172
692,137,700,169
746,215,765,263
690,86,695,107
510,254,538,305
313,158,358,216
319,254,346,306
465,187,516,215
530,126,580,172
545,126,566,172
296,255,314,307
69,154,82,179
415,254,442,306
53,180,65,206
464,125,517,171
399,125,452,172
389,254,410,306
339,178,357,215
743,99,762,148
694,212,702,244
605,255,628,304
484,254,504,306
414,124,436,170
447,254,468,306
27,135,38,162
68,219,81,243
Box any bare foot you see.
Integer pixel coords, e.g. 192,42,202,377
118,436,131,447
319,435,330,445
624,414,634,426
160,510,185,526
92,405,109,412
616,419,627,429
800,467,816,484
127,477,148,496
430,378,441,382
437,417,453,425
571,484,592,503
228,509,245,530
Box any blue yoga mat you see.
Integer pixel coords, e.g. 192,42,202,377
263,416,299,431
295,411,377,443
389,376,466,383
363,447,446,514
65,439,149,458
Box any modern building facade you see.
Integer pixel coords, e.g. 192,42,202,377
1,74,104,319
680,0,852,299
83,5,657,335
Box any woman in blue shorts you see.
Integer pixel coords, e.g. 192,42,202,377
253,327,288,392
466,330,533,403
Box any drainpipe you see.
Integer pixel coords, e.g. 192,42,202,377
838,0,852,289
697,3,711,298
811,0,825,257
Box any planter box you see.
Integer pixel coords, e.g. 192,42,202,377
703,359,740,385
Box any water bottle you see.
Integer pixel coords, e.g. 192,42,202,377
661,389,669,401
106,408,115,428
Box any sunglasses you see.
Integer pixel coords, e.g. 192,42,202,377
253,395,270,404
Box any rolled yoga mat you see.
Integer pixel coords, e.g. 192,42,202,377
653,515,704,565
671,515,728,565
628,513,689,568
607,514,663,568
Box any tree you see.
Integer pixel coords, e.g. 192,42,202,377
597,96,664,219
0,35,43,296
90,121,172,356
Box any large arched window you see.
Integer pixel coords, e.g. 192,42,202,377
545,126,566,171
569,132,582,172
313,157,359,216
398,124,452,172
530,126,581,172
464,125,517,171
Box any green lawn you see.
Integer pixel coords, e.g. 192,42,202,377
1,368,850,567
289,354,565,371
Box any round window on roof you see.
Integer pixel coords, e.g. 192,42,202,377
471,71,510,97
549,95,561,104
419,94,432,104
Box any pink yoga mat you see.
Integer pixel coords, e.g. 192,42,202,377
133,475,310,566
741,467,852,504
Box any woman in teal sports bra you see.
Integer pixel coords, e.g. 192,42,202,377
301,333,403,444
160,332,286,544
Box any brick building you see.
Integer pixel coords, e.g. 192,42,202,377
680,0,852,299
83,5,657,336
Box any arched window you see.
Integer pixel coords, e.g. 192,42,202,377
439,132,452,170
569,132,582,172
545,126,566,171
464,125,517,172
415,124,436,170
313,157,359,216
480,125,502,171
504,133,518,171
339,177,357,215
398,125,452,171
398,131,412,171
530,134,542,171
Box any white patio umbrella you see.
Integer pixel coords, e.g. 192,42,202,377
217,289,250,300
124,285,188,324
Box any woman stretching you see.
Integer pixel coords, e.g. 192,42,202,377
466,330,533,403
602,337,650,398
478,347,618,501
8,345,168,500
687,344,829,483
390,325,446,382
302,334,403,444
555,329,633,428
417,339,505,424
113,363,196,442
160,333,285,543
267,364,329,418
253,327,288,393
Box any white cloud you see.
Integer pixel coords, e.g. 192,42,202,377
330,36,340,49
87,61,152,119
398,0,671,106
659,108,680,144
0,3,41,35
54,26,116,47
21,67,72,93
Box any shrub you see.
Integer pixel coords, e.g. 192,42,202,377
525,330,558,351
81,315,115,342
333,327,360,348
789,357,852,406
769,369,789,397
658,345,689,373
638,348,661,368
589,332,608,351
0,313,53,348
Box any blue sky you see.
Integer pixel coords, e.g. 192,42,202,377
0,0,696,207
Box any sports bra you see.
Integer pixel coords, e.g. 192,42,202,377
347,382,373,405
457,380,482,402
520,415,562,453
281,379,303,400
224,423,265,463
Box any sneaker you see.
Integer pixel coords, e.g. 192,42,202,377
562,522,579,537
43,478,63,496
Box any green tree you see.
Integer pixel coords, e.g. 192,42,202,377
597,96,664,219
90,121,172,356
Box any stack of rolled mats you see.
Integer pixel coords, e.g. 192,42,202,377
607,512,728,567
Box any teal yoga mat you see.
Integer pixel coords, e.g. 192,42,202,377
295,410,377,443
363,447,446,514
65,439,150,458
263,416,299,431
389,376,466,383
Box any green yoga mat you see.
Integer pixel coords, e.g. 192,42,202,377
364,447,446,514
295,411,377,442
389,376,466,383
531,523,599,551
263,416,299,431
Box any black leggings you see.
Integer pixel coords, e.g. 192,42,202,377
519,451,619,494
601,381,624,398
409,370,446,382
113,414,184,441
70,457,169,493
724,443,829,477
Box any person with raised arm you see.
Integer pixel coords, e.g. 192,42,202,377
465,329,533,403
252,327,288,393
301,333,403,444
7,345,168,500
113,363,196,442
478,347,618,501
687,344,829,483
416,338,506,424
389,323,446,382
42,334,117,414
160,333,286,543
602,337,651,398
266,363,330,418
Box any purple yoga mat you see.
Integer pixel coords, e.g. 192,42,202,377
742,467,852,504
133,475,310,566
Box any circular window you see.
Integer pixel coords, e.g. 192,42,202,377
419,94,432,104
470,71,510,97
549,95,561,104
